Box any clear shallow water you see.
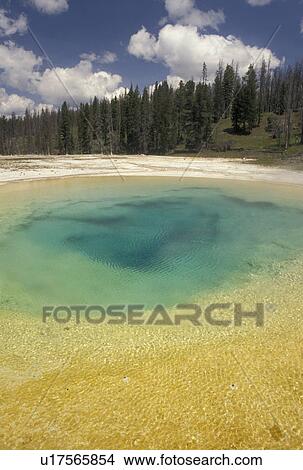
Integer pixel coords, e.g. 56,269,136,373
0,177,303,313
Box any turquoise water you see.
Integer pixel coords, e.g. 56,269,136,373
0,177,303,314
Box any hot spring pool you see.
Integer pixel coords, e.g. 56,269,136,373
1,176,303,450
0,176,303,313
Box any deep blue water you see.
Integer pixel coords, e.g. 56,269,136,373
0,178,302,313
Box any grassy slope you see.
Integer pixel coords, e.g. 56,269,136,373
173,112,303,168
214,112,303,152
213,113,275,151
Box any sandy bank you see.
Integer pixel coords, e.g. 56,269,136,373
0,154,303,186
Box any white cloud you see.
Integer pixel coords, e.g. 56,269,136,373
128,27,158,61
246,0,272,5
100,51,118,64
80,52,98,62
128,24,281,82
34,59,124,105
0,42,125,107
0,41,42,90
0,88,34,115
0,88,51,116
167,74,183,88
29,0,69,15
0,9,27,36
163,0,225,30
165,0,194,18
80,51,118,64
34,102,54,113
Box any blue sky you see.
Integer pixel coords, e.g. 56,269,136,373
0,0,302,115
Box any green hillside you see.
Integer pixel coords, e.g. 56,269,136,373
174,112,303,168
213,112,302,152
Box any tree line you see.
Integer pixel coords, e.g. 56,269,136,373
0,60,303,156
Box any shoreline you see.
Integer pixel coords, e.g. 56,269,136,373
1,154,303,186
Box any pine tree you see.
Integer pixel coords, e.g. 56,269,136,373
111,96,122,154
223,64,235,117
232,75,245,133
141,87,151,154
58,102,73,154
183,80,196,150
194,82,212,148
91,96,102,153
244,65,258,132
126,85,141,153
175,80,186,145
40,108,51,155
213,63,224,122
202,62,208,85
119,91,128,153
78,103,91,154
258,60,267,125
